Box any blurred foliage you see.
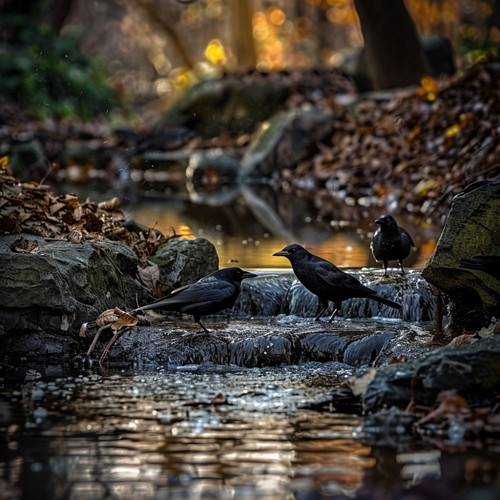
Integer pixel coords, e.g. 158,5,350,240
0,11,120,120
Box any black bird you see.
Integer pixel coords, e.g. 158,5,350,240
133,267,257,332
459,256,500,281
273,244,402,321
370,214,415,274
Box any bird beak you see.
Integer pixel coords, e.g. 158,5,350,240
242,271,258,280
375,219,382,225
273,250,289,257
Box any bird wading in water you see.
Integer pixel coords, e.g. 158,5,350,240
370,214,415,275
273,244,402,321
134,267,257,332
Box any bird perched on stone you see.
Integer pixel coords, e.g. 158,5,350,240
273,244,402,321
133,267,257,332
460,256,500,281
370,214,415,275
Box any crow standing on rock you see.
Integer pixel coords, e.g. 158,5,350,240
370,214,415,275
273,244,402,321
133,267,257,332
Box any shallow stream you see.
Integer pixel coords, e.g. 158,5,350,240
2,334,499,499
2,187,498,499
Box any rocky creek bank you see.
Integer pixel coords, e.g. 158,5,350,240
1,180,500,443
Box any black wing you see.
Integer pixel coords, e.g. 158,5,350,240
400,227,415,247
315,261,372,295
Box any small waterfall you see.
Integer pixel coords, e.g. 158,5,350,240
233,270,435,323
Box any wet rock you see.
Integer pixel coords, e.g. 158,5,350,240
300,333,352,362
156,76,289,138
84,317,426,370
422,182,500,333
151,237,219,292
239,109,335,178
228,336,297,367
0,234,143,337
363,334,500,414
232,275,294,316
343,331,395,367
249,270,434,322
0,235,218,354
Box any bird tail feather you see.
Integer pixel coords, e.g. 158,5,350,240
372,295,402,310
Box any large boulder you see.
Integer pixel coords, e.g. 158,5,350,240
0,234,143,337
239,109,335,178
0,235,219,356
155,76,289,138
422,182,500,333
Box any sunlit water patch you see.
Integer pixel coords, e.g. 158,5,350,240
1,364,499,499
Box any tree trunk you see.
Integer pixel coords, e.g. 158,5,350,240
354,0,430,89
231,0,256,69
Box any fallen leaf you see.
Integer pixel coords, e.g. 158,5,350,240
138,261,161,294
111,312,138,331
96,309,121,327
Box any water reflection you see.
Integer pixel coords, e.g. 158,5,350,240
1,367,499,499
1,368,370,499
130,187,438,270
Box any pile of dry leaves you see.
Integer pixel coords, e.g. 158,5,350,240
0,162,175,271
285,60,500,224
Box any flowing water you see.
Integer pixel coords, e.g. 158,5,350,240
3,184,498,499
1,359,499,500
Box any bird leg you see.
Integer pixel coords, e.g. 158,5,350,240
195,316,210,333
86,325,109,357
383,260,389,276
328,309,339,322
328,302,342,322
99,327,131,366
399,260,406,274
314,298,329,321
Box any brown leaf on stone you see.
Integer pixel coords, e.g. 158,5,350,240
9,236,39,253
388,355,407,364
67,230,84,244
209,393,227,405
106,227,129,239
73,205,84,222
82,212,103,233
111,312,138,331
96,309,121,327
49,202,66,215
138,261,160,294
182,393,228,407
61,194,79,208
448,334,478,347
346,367,377,396
417,389,470,425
